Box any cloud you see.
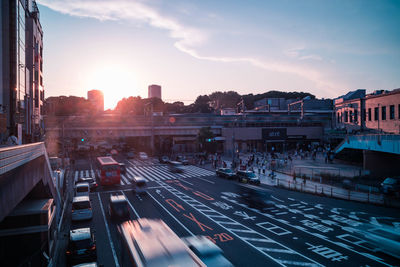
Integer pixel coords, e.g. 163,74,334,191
38,0,342,95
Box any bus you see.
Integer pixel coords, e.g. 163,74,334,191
118,219,206,267
96,156,121,186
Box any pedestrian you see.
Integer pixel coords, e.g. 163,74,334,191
262,164,266,175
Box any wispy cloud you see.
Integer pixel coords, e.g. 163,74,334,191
38,0,342,96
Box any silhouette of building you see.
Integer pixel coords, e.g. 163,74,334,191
148,84,162,99
87,89,104,112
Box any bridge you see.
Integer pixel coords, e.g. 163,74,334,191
334,134,400,176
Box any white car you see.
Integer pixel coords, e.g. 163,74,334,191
71,196,93,221
75,182,90,197
139,152,148,160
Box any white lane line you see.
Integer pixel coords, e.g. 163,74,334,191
147,191,195,237
195,176,215,184
271,196,284,203
146,166,176,180
74,171,79,182
177,178,194,186
121,191,140,219
85,170,89,177
128,167,154,182
134,166,159,181
141,166,167,181
97,193,120,267
120,174,130,185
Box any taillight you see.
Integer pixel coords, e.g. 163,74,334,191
71,209,74,213
90,245,96,251
66,250,71,255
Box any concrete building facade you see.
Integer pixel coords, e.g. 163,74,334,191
148,84,161,99
87,89,104,112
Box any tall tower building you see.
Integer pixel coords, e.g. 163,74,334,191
148,84,162,99
1,0,44,143
87,89,104,112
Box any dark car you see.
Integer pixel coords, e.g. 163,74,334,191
108,194,130,221
381,177,400,197
237,184,272,209
75,177,97,191
126,151,135,159
66,228,97,265
216,168,235,179
236,170,260,185
159,156,170,164
119,163,126,174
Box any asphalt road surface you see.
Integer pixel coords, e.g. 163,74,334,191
62,155,400,267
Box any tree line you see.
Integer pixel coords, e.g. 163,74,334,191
45,90,315,116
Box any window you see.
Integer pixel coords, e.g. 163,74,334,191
390,105,395,120
363,109,366,121
368,108,371,121
344,111,348,122
398,104,400,120
374,107,379,121
349,111,353,122
354,109,358,123
337,112,340,123
381,106,386,120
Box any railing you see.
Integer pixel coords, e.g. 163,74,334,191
0,143,46,175
334,134,400,154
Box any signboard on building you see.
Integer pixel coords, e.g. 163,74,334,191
262,128,287,140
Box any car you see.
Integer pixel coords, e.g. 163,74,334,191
159,155,170,164
126,151,135,159
108,194,130,221
132,176,147,195
381,177,400,196
66,227,97,265
216,168,235,179
106,153,112,157
176,155,189,165
72,196,93,221
139,152,148,160
75,177,97,191
119,163,126,174
236,170,260,185
72,263,98,267
237,184,272,209
74,182,90,197
182,236,233,267
168,161,185,173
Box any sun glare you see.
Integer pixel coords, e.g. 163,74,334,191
87,65,139,110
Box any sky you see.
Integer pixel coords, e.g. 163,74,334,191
37,0,400,110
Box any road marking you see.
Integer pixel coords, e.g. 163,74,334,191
271,196,284,202
147,191,195,236
196,176,215,184
121,191,140,219
97,193,120,267
257,222,292,236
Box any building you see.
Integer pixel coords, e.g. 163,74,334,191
254,98,295,111
1,0,43,143
87,89,104,112
334,88,400,134
148,84,162,99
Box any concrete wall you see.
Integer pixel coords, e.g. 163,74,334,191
363,150,400,177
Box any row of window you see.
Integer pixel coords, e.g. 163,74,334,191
338,104,400,124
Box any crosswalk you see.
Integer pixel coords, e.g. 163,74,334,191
74,165,215,186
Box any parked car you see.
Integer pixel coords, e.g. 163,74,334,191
108,194,130,221
139,152,148,160
132,176,148,195
182,236,233,267
75,177,97,191
216,168,235,179
236,170,260,185
176,155,189,165
66,227,97,265
169,161,185,173
159,156,170,164
71,196,93,221
119,163,126,174
381,177,400,196
75,182,90,197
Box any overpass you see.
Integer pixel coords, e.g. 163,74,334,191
334,134,400,176
0,143,61,265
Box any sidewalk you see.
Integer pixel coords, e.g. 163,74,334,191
198,157,400,209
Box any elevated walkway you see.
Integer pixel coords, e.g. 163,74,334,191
334,134,400,155
0,143,60,222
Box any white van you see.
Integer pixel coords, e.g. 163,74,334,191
71,196,93,221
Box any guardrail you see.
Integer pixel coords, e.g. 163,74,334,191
334,134,400,154
0,143,45,175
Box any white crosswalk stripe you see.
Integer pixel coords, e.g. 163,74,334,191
73,164,215,186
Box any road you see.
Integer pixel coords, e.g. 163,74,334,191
60,155,400,267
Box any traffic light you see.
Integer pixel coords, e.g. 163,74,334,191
81,138,85,142
206,138,212,142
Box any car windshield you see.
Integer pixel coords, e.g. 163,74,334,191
224,169,233,173
73,201,91,209
113,201,128,211
247,172,256,178
383,178,398,185
77,186,88,192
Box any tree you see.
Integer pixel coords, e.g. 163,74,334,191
209,91,241,110
197,127,216,153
